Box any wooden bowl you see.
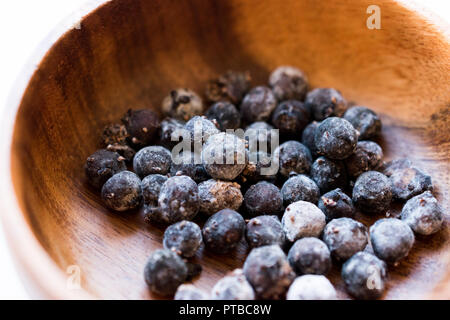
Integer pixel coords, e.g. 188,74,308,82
1,0,449,299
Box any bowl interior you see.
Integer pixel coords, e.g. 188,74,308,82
10,0,450,299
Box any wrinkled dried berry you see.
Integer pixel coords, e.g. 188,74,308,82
245,215,286,248
382,158,412,177
287,275,337,300
322,218,368,261
159,117,185,149
370,218,414,264
243,245,295,300
269,66,309,101
273,141,312,177
271,100,310,138
147,175,199,224
318,188,355,222
389,167,433,201
175,284,209,300
170,151,209,183
202,209,245,254
202,133,247,180
282,201,326,242
242,151,278,183
162,88,203,121
352,171,392,214
301,121,320,158
311,157,347,193
144,249,187,297
345,141,383,180
315,117,358,160
281,174,320,206
198,179,243,216
305,88,347,121
288,238,331,275
141,174,168,207
343,106,382,140
205,70,251,104
245,121,277,152
163,220,203,258
133,146,172,178
244,181,283,217
85,149,126,189
342,252,387,300
240,86,277,123
101,171,142,211
121,109,160,147
401,191,443,235
206,101,241,131
184,116,220,147
211,269,255,300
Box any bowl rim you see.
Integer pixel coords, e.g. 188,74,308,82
0,0,449,300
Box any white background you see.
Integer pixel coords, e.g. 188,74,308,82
0,0,448,300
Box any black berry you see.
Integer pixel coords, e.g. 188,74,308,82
184,116,220,147
311,156,348,193
273,141,312,177
281,174,320,206
205,101,241,130
305,88,347,121
342,252,387,300
144,249,187,297
242,151,278,183
162,88,203,121
343,106,382,140
269,66,309,101
244,181,283,217
205,70,251,105
202,133,247,180
389,167,433,201
245,215,286,248
288,237,331,275
271,100,310,137
170,151,209,183
121,109,160,148
352,171,392,214
318,188,355,222
147,175,199,224
322,217,368,261
240,86,277,123
202,209,245,254
133,146,172,178
141,174,168,207
370,218,414,264
159,117,185,149
401,191,443,235
314,117,358,160
85,149,126,189
163,220,203,258
101,171,142,212
243,245,295,300
345,141,383,180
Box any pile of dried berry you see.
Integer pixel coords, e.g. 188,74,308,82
85,66,444,300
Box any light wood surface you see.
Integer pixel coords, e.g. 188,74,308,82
2,0,450,299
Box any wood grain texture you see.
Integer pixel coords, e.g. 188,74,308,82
4,0,450,299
